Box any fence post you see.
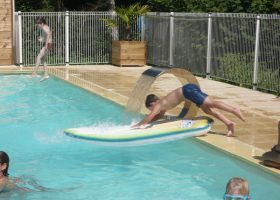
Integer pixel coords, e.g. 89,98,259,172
65,11,69,80
18,11,23,69
253,15,260,90
206,13,212,79
141,16,145,41
169,12,174,67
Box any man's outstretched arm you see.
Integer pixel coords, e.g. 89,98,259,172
131,104,161,128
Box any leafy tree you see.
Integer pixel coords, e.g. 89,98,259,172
249,0,280,13
104,3,150,40
146,0,280,14
15,0,43,11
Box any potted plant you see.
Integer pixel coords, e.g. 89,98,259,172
105,3,150,67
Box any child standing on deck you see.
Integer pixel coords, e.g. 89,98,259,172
32,17,52,82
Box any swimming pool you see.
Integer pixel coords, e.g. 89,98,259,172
0,75,279,200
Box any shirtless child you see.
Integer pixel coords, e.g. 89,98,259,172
132,83,245,136
32,17,52,82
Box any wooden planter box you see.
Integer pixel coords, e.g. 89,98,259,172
112,41,146,67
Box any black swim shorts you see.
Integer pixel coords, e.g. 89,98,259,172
182,84,208,107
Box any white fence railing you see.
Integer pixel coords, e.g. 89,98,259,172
14,12,280,93
14,11,142,67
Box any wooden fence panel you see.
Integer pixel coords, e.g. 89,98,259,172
0,0,13,65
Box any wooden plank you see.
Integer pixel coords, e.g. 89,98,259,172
0,32,12,40
0,19,13,26
0,0,12,6
0,42,12,48
118,59,146,66
120,48,146,55
119,54,145,59
0,59,13,65
0,9,12,15
0,17,12,25
0,24,12,32
0,14,12,23
0,38,12,43
112,41,146,66
120,44,146,49
0,48,13,59
111,47,120,57
112,58,121,65
0,0,13,65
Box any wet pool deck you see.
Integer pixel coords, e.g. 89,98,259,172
1,65,280,175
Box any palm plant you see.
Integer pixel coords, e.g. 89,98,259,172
105,3,150,41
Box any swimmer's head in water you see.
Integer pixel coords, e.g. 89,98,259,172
0,151,10,177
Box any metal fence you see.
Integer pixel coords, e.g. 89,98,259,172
14,12,280,94
14,11,142,66
145,12,280,94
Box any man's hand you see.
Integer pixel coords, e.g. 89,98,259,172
131,124,151,130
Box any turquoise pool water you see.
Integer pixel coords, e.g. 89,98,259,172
0,75,279,200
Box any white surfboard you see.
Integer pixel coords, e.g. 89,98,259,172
64,116,214,146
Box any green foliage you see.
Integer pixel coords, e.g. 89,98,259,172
257,64,280,94
104,3,150,40
15,0,43,11
217,53,280,94
15,0,280,13
217,53,253,86
249,0,280,13
146,0,280,13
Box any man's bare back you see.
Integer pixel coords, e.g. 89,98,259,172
158,87,185,110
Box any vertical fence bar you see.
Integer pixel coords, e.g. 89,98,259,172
206,13,212,79
169,12,174,67
65,11,69,67
12,0,15,64
253,15,260,90
65,11,69,79
141,15,145,41
18,11,23,68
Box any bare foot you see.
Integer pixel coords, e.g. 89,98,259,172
40,75,49,82
233,108,245,122
226,122,235,137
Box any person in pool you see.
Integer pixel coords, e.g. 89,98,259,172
223,177,250,200
132,83,245,136
0,151,15,193
0,151,54,194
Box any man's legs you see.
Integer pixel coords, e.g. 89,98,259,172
200,97,245,136
201,104,235,136
40,49,49,80
32,47,46,76
203,97,245,121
